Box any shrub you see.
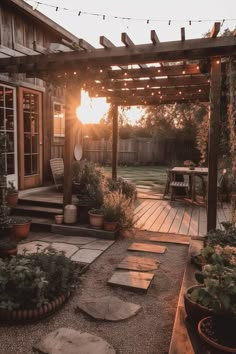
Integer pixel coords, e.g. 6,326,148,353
107,177,136,201
204,222,236,248
0,249,77,310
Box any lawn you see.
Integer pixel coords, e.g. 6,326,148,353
103,165,167,195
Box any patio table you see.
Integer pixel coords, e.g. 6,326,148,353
170,167,208,201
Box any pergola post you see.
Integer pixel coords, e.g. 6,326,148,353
111,104,118,180
207,58,221,231
63,84,81,207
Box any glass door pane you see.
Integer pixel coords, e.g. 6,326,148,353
23,92,40,176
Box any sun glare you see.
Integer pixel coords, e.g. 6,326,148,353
76,90,109,124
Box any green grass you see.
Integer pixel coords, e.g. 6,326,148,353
103,165,167,194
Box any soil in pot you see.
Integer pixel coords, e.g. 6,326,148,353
184,285,212,324
198,316,236,353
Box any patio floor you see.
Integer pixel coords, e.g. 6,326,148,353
134,199,231,236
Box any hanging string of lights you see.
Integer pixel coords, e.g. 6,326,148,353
24,0,236,26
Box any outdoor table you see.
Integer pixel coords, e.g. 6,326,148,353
170,167,208,201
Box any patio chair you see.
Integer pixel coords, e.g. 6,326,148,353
49,158,64,190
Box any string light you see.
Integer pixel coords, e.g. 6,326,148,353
25,0,236,25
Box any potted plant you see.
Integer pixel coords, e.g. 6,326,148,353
0,239,17,256
10,216,31,240
5,181,18,208
88,208,104,229
102,191,125,231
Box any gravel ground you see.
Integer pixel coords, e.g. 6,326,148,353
0,232,188,354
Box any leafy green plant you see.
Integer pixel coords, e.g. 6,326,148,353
200,245,236,268
7,181,18,194
204,222,236,248
191,264,236,315
10,216,31,224
0,250,77,310
88,208,104,215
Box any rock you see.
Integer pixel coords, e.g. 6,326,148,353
78,295,141,321
33,328,116,354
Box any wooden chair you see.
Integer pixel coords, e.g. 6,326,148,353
49,158,64,190
170,180,189,200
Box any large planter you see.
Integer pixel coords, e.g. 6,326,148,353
184,285,213,324
0,291,71,323
11,218,31,240
198,316,236,354
0,247,17,257
5,192,18,208
88,210,104,229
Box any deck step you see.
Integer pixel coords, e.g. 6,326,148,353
30,217,55,232
51,224,118,240
18,198,63,209
13,204,63,218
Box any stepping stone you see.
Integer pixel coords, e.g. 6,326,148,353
39,235,97,245
77,295,141,321
71,249,103,264
147,235,190,245
128,242,166,254
50,243,79,258
81,240,115,251
108,270,154,291
117,255,159,272
33,327,115,354
17,241,50,254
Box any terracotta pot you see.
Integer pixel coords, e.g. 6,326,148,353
54,214,64,224
12,222,31,240
88,211,104,229
5,192,18,208
198,316,236,354
104,221,118,232
0,248,17,256
184,285,212,324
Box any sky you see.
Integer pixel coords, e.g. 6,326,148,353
23,0,236,124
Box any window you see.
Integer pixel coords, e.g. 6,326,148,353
53,103,65,137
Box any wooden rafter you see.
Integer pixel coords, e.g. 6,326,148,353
0,31,235,74
121,32,147,69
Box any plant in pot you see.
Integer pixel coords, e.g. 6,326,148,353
0,239,17,256
0,248,77,322
185,246,236,325
88,208,104,229
5,181,18,208
10,216,31,240
101,191,123,231
195,264,236,353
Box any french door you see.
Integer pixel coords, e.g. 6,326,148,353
18,88,42,189
0,84,18,189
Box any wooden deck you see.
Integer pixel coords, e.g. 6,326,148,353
134,199,231,236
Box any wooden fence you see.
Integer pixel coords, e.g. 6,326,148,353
82,137,200,165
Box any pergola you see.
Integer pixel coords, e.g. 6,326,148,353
0,22,236,231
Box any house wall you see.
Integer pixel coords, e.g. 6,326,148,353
0,1,69,187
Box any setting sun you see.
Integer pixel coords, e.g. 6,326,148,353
76,90,109,124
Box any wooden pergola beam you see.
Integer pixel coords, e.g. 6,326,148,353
107,95,209,106
90,85,210,97
90,75,209,90
207,57,221,231
151,30,160,45
121,32,147,69
210,22,221,38
0,35,235,73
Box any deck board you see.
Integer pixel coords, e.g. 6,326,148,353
135,200,231,236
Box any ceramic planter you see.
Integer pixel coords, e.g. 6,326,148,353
184,285,212,324
54,214,64,224
5,192,18,208
12,220,31,240
88,210,104,229
198,316,236,354
104,221,118,232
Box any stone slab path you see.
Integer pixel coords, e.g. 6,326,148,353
128,242,167,254
108,270,154,291
77,295,141,321
34,328,116,354
18,235,115,265
117,255,160,272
